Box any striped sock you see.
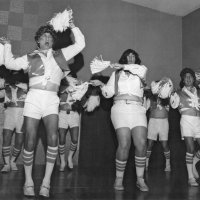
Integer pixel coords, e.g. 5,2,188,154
12,147,21,159
2,146,11,158
135,156,146,178
59,145,65,155
70,142,77,152
116,159,127,178
186,152,194,179
23,149,34,166
46,146,58,164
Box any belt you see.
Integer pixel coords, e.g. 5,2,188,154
114,99,142,105
59,104,72,114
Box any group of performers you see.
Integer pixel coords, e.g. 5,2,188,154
0,8,199,198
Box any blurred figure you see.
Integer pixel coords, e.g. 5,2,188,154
1,70,28,172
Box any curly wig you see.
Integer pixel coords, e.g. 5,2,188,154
179,67,196,88
34,24,57,47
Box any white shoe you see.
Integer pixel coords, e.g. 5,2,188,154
39,184,50,197
10,162,18,171
23,185,35,196
136,178,149,192
67,157,73,170
114,177,124,191
188,178,199,187
193,156,200,179
1,164,10,173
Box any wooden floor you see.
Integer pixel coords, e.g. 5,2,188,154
0,158,200,200
1,109,200,199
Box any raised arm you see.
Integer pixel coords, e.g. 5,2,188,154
3,41,29,71
61,22,85,65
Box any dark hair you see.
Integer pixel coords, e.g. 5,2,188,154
179,67,196,88
118,49,141,65
34,24,57,47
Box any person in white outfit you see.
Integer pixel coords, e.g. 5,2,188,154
91,49,149,192
170,67,200,186
0,18,85,197
145,87,171,172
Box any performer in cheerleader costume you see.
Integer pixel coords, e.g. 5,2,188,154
58,72,82,172
91,49,149,192
170,68,200,186
1,70,28,173
145,85,171,172
0,18,85,197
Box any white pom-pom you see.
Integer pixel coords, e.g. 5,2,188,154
71,82,89,101
84,95,100,112
151,77,173,99
49,9,73,32
90,55,111,74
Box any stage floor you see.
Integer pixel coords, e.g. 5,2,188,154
0,162,199,200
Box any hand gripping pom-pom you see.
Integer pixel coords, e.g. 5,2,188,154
90,55,111,74
49,9,73,32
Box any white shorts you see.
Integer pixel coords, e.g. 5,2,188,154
111,101,147,130
147,118,169,141
180,115,200,139
23,89,59,119
4,107,24,133
58,110,80,129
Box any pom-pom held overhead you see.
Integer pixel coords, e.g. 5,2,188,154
49,9,73,32
90,55,111,74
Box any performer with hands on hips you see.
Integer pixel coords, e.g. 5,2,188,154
0,16,85,197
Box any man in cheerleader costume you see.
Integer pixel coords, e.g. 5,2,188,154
1,70,28,173
145,80,171,172
58,72,82,171
170,68,200,186
0,16,85,197
91,49,149,192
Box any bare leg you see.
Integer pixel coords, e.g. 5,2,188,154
146,139,154,170
23,116,40,196
160,140,171,171
58,128,68,171
132,126,149,192
1,129,13,172
10,132,24,171
114,127,131,191
39,114,58,197
184,137,198,186
68,126,79,169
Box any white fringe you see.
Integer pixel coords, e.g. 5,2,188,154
84,95,100,112
90,55,111,74
49,9,73,32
